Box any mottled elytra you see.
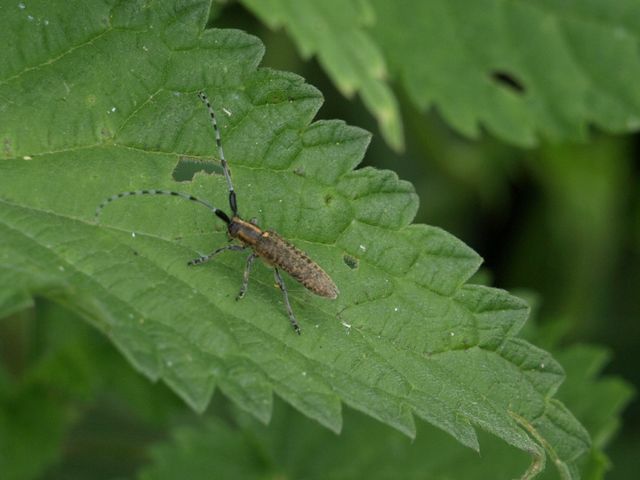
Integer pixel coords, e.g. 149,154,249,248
95,92,339,334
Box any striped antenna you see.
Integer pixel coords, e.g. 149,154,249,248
94,189,231,225
197,91,238,217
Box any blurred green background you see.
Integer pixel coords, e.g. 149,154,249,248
1,2,638,479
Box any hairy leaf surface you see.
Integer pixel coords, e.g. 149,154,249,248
0,1,589,477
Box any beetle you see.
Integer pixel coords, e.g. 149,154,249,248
95,92,339,334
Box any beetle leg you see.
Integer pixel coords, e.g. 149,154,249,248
188,244,246,266
236,252,258,300
274,268,301,335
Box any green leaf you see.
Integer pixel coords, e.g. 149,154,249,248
0,304,98,480
0,0,589,477
553,345,634,479
240,0,403,151
0,300,185,480
139,341,632,480
139,418,266,480
368,0,640,146
139,403,529,480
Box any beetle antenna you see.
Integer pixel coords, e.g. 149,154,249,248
94,189,231,225
198,91,238,217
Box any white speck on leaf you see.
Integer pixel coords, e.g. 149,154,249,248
58,265,65,271
131,232,136,238
222,107,232,116
18,3,25,9
359,244,366,252
450,331,455,337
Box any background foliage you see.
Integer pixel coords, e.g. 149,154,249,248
1,0,638,479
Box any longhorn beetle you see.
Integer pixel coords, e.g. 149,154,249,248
95,92,339,334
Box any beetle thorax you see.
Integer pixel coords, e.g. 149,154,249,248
229,217,263,246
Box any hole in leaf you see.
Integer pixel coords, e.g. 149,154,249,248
490,71,525,94
343,254,359,269
172,156,223,182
